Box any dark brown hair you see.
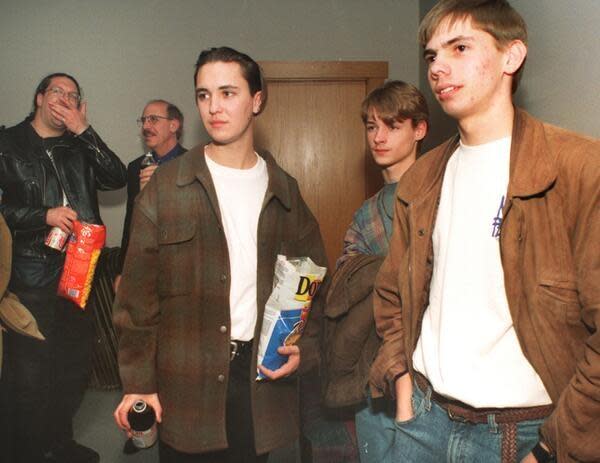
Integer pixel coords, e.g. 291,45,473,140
194,47,267,114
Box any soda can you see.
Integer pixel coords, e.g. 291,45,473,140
45,226,69,251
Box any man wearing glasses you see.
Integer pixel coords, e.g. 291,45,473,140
115,100,186,291
0,72,126,463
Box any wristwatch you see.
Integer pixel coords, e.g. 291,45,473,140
531,442,554,463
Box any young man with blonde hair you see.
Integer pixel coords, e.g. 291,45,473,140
322,80,427,462
370,1,599,462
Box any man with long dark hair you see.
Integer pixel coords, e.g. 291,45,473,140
0,72,126,463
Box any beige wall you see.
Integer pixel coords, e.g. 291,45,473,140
0,0,420,246
419,0,600,151
3,0,598,245
512,0,600,137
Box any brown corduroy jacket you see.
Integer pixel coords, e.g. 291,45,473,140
114,147,327,455
370,109,600,462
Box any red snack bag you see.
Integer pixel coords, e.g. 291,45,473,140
57,221,106,309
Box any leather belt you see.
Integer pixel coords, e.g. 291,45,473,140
229,339,253,361
414,372,553,424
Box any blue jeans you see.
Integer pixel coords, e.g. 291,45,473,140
392,380,543,462
355,392,396,463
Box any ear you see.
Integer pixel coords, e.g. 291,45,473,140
252,90,262,115
36,92,43,110
414,120,428,141
504,39,527,75
169,119,179,134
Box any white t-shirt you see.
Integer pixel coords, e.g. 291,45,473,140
412,136,552,408
205,152,268,341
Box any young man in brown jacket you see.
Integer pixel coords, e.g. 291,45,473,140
113,47,327,463
370,1,599,462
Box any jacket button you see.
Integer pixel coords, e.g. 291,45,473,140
220,274,227,282
418,229,425,237
217,374,225,383
220,325,227,334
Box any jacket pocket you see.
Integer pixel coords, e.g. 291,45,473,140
537,278,580,325
22,178,43,206
157,221,196,296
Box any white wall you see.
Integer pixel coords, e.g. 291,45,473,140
0,0,420,245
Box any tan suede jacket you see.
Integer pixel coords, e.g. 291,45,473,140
370,109,599,462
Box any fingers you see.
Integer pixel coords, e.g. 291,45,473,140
46,207,78,233
147,396,163,423
49,101,70,120
258,364,277,379
49,104,67,127
139,165,158,190
62,207,78,221
113,393,163,433
259,348,300,380
58,207,77,232
114,396,134,431
139,165,158,179
258,360,295,380
113,274,122,293
277,345,299,356
49,101,88,135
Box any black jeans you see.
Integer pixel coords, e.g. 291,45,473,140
0,281,94,463
158,348,269,463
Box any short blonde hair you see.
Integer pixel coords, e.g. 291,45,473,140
361,80,429,152
419,0,527,93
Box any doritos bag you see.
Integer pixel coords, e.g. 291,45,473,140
57,221,105,309
256,255,326,380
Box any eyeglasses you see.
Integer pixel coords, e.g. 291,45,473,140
46,87,81,104
137,115,171,126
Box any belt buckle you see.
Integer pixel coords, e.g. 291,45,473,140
230,341,238,361
447,407,469,423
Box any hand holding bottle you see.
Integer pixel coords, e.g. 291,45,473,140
114,393,162,437
139,152,158,191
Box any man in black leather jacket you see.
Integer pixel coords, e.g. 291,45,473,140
0,72,126,463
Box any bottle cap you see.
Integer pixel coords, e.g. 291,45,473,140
132,400,148,413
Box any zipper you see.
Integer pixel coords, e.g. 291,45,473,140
45,145,73,206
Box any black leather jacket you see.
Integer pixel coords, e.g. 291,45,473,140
0,118,126,272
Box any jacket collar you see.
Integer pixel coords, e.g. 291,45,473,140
397,108,558,205
507,108,557,198
175,145,292,210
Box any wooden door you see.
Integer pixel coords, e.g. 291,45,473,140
255,62,388,269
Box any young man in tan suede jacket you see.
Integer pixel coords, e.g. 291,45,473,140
370,1,599,462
